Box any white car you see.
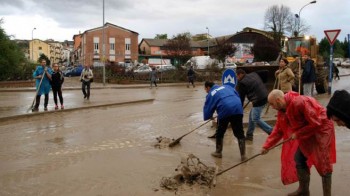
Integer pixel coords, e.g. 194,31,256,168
134,65,152,74
341,60,350,68
224,63,237,70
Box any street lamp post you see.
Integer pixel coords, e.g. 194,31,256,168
102,0,106,86
295,1,317,36
206,27,209,56
31,27,36,61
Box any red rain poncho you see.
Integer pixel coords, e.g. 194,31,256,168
263,91,336,185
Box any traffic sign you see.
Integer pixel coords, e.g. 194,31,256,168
222,69,237,88
324,29,341,46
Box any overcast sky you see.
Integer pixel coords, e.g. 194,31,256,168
0,0,349,43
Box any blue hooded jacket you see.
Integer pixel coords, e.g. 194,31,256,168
203,84,243,121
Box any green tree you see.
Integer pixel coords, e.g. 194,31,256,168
319,37,346,59
163,32,192,67
0,18,32,80
154,34,168,39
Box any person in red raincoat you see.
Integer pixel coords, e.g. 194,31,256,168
261,89,336,196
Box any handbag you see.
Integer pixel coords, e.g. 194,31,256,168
90,78,94,83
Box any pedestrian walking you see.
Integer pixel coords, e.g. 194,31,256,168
236,69,272,141
149,67,158,89
327,89,350,129
80,64,93,100
51,63,64,109
32,60,52,111
187,66,195,88
262,89,336,196
301,54,316,96
332,63,340,80
203,81,246,160
275,58,295,93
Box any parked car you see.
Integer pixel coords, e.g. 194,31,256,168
63,66,83,77
134,65,152,74
156,64,176,72
341,60,350,68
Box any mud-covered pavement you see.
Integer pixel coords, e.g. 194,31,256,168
1,73,350,195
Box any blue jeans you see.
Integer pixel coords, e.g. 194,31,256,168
246,105,272,136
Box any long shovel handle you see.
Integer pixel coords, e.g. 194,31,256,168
168,117,214,147
216,137,292,176
28,73,45,111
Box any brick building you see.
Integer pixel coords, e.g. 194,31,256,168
73,22,139,66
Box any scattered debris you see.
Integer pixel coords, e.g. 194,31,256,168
160,154,217,191
154,136,174,149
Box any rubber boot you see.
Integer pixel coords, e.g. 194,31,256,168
211,138,223,158
287,168,310,196
322,173,332,196
238,139,246,161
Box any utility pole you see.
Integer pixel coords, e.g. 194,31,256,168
102,0,106,85
206,27,210,56
31,27,36,61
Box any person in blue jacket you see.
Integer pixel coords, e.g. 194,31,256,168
203,81,246,160
32,59,52,111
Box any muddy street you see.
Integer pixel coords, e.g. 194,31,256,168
1,76,350,195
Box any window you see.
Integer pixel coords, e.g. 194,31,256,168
93,37,100,53
94,43,99,50
125,38,131,51
38,47,42,50
109,38,115,51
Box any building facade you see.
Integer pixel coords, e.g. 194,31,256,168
73,22,139,66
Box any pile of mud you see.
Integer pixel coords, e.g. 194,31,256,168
154,136,174,149
160,154,217,191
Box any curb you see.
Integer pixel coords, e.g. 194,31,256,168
0,98,154,122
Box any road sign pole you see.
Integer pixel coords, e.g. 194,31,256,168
324,29,341,95
328,45,334,95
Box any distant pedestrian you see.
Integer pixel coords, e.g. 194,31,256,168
32,60,52,111
203,81,246,160
327,89,350,129
51,63,64,109
236,69,272,141
80,65,93,100
187,66,195,88
275,58,295,93
149,67,158,88
332,63,340,80
301,54,316,96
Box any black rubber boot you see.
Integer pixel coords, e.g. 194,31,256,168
207,132,217,139
287,168,310,196
238,139,246,161
211,138,223,158
322,173,332,196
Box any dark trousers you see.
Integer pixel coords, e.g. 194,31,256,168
216,114,245,140
82,81,91,98
188,76,194,85
294,147,308,170
52,87,63,105
34,94,49,108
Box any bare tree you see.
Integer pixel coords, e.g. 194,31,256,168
285,15,310,37
163,32,192,67
264,5,291,46
210,37,237,65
